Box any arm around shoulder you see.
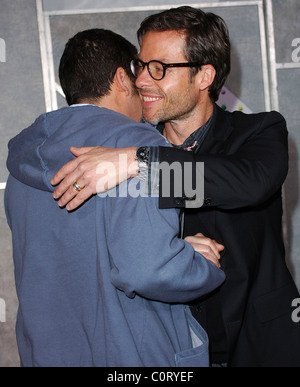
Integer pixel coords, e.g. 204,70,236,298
157,110,288,210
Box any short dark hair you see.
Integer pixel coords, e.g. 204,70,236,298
59,29,138,105
137,6,231,102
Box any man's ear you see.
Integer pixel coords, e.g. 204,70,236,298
196,64,216,91
114,67,131,96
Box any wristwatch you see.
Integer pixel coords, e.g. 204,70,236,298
135,146,149,181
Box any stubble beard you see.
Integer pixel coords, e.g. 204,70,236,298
142,90,198,126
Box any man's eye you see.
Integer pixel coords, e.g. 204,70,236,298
135,65,143,73
151,65,163,73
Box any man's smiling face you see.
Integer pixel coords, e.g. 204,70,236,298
136,30,200,125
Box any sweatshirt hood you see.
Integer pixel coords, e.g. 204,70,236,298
7,105,128,191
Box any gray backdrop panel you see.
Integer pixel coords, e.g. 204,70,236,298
49,5,265,113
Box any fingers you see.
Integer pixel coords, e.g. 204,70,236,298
57,179,84,208
51,146,137,211
198,248,221,268
51,147,96,188
52,151,98,201
70,146,94,156
195,233,225,254
184,233,225,268
65,186,95,211
186,233,224,258
54,175,96,211
52,167,81,200
51,158,80,188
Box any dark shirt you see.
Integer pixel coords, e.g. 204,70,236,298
156,104,216,152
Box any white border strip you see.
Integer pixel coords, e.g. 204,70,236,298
258,2,271,111
44,15,58,111
264,0,279,111
44,1,262,16
37,0,58,112
277,63,300,70
0,183,6,190
36,0,52,112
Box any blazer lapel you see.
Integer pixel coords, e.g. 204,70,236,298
191,105,234,242
199,105,234,154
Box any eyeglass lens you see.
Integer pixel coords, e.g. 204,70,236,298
132,60,165,80
131,59,202,81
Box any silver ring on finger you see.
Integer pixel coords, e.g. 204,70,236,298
73,181,83,192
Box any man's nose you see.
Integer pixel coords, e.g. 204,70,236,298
135,66,154,88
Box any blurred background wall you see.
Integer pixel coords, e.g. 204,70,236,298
0,0,299,367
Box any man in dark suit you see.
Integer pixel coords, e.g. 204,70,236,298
157,105,299,367
48,7,300,366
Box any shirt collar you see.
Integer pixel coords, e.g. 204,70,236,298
157,104,216,152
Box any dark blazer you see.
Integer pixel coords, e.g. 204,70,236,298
158,105,300,367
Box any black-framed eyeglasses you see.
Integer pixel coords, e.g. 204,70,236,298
130,59,203,81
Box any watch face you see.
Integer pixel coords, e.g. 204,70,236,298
137,147,149,162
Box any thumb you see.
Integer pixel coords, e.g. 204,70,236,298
70,146,94,156
215,242,225,252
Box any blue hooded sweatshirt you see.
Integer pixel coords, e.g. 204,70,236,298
5,105,225,367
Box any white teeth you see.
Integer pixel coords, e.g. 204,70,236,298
143,96,160,102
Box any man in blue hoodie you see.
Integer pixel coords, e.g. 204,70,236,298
5,29,225,367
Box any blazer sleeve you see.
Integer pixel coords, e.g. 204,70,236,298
158,111,288,210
